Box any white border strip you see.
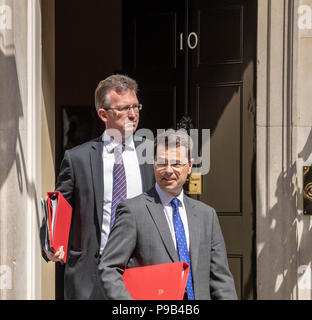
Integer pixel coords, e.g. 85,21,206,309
27,0,42,300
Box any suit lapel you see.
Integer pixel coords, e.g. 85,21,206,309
134,137,152,191
139,162,153,191
145,189,179,262
90,137,104,228
184,195,200,275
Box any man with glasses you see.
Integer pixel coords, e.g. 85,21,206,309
41,74,155,299
98,129,237,300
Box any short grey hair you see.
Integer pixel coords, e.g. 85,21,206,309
154,129,193,161
95,74,138,112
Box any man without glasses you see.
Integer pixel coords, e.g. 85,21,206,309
98,129,237,300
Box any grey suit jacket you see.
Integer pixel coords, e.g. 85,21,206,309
98,187,237,300
40,135,155,300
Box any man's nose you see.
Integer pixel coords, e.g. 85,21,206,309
164,164,174,174
127,107,136,119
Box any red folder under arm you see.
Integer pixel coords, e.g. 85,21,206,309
47,191,72,263
122,261,189,300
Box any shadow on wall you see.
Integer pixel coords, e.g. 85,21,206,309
0,47,42,241
257,128,312,299
297,129,312,296
0,48,22,189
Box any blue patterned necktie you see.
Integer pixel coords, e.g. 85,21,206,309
170,198,195,300
110,144,127,228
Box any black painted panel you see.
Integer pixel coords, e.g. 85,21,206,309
137,86,176,135
197,83,242,214
134,13,176,69
198,5,243,65
228,255,243,300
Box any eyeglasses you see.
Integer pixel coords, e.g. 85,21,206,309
103,103,142,114
155,162,189,170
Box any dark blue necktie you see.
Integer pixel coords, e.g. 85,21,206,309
110,145,127,228
171,198,195,300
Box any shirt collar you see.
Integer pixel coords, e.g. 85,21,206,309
155,183,184,207
102,130,135,153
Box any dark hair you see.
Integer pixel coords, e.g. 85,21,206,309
95,74,138,112
154,129,193,161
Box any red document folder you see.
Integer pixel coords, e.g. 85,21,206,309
122,261,189,300
47,191,72,263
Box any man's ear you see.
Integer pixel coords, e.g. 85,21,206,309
188,158,194,175
98,108,108,124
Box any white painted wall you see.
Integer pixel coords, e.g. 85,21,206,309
0,0,42,299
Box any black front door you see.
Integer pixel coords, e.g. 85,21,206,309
122,0,187,134
123,0,257,299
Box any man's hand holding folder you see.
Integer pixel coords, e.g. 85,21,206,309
44,246,65,263
41,191,72,263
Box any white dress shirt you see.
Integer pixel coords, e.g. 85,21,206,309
100,131,143,254
155,183,190,251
